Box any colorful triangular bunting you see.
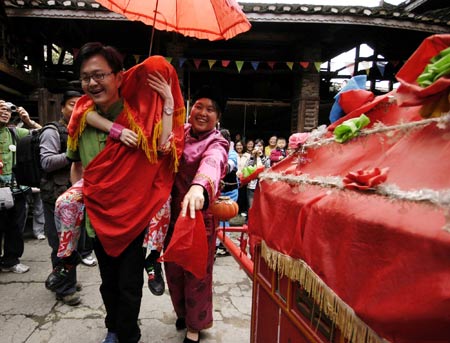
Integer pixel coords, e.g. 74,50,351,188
314,62,322,72
376,62,386,77
193,59,202,70
251,61,259,71
208,60,216,69
235,61,244,73
299,62,309,69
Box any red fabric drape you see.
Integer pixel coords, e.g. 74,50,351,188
159,211,208,279
69,56,185,257
396,34,450,106
249,35,450,340
339,89,374,114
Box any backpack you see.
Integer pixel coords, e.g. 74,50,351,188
11,122,66,188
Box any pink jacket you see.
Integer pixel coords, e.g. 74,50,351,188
171,124,229,229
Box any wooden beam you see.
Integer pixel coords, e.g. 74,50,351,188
0,83,25,97
228,99,290,107
0,60,36,86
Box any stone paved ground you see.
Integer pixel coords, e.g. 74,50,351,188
0,232,252,343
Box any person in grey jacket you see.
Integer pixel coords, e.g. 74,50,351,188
39,90,84,306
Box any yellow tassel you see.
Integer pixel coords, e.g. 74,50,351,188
164,106,185,172
67,135,76,151
152,120,162,161
171,141,179,172
260,241,384,343
123,103,186,167
123,102,157,163
67,107,91,151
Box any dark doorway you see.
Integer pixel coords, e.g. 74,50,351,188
223,102,291,143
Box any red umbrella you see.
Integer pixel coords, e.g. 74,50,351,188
95,0,252,54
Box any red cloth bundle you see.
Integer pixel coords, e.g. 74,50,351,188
68,56,185,257
159,211,208,279
396,34,450,106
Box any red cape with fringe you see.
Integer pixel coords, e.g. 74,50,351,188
68,56,185,257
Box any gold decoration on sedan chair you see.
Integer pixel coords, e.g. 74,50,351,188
261,241,384,343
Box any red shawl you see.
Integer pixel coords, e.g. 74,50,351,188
68,56,185,257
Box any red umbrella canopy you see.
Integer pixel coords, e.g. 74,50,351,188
96,0,252,41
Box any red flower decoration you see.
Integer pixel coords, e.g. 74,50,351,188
343,167,389,191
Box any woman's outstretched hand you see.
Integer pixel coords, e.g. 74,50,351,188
181,185,205,219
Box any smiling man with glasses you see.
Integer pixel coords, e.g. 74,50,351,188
65,42,185,343
79,71,114,85
69,43,129,343
77,50,123,116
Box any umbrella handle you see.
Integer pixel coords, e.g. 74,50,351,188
149,0,159,56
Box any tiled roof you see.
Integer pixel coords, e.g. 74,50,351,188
4,0,450,31
4,0,102,9
240,3,450,30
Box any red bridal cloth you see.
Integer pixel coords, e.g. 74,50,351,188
159,211,208,279
69,56,185,257
339,89,374,114
249,93,450,341
396,34,450,106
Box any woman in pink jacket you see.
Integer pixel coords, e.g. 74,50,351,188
164,86,229,343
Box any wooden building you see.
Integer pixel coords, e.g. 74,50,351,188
1,0,449,139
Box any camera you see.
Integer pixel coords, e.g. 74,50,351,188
253,146,263,156
5,102,18,115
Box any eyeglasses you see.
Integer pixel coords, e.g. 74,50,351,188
80,71,114,84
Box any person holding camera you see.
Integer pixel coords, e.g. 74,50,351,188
0,100,41,273
244,139,270,210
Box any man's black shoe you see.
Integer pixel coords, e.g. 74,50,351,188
45,264,70,291
147,262,165,296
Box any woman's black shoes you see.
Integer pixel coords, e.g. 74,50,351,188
183,335,200,343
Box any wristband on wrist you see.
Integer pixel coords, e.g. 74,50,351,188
157,132,174,154
109,123,125,140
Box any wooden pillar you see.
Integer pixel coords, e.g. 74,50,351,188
29,88,60,124
291,71,320,133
